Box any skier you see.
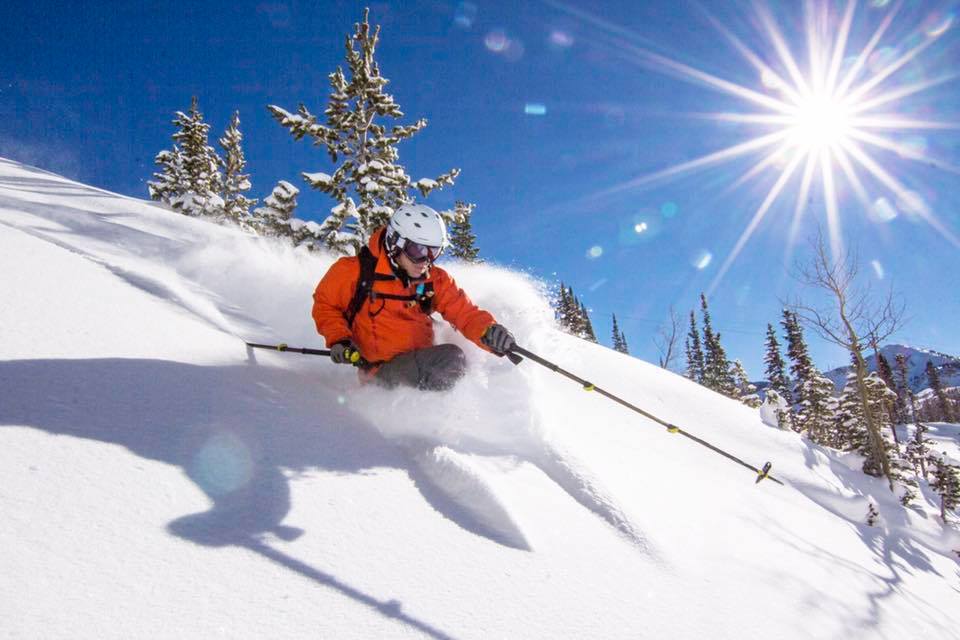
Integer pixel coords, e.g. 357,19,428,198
311,203,515,391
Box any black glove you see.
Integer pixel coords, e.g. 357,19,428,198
482,324,515,355
330,340,361,365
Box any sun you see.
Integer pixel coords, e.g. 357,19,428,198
788,92,854,152
556,0,960,292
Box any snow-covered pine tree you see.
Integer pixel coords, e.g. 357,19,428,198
699,294,735,397
928,452,960,521
800,373,839,446
835,371,867,451
731,359,761,408
764,322,792,405
147,145,188,207
447,201,481,262
685,311,705,384
169,96,225,217
252,181,300,237
904,421,933,479
267,9,458,254
219,111,257,226
925,360,956,422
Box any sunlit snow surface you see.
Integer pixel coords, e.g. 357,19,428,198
1,157,959,639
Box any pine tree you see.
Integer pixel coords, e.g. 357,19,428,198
555,283,573,330
928,452,960,521
904,422,933,479
925,360,955,422
611,314,628,353
782,309,817,431
835,372,866,451
580,301,598,343
252,181,300,237
763,323,791,404
685,311,705,384
169,96,225,217
893,353,911,425
267,9,458,254
801,373,839,446
619,327,629,355
700,294,735,397
731,360,761,408
219,111,257,226
447,201,481,262
148,146,188,207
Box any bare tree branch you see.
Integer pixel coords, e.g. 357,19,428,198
654,305,681,370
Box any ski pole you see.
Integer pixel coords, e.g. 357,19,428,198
246,342,367,367
509,344,783,486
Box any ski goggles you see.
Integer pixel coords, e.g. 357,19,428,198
401,239,443,263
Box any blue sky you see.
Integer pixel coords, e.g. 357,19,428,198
3,0,959,377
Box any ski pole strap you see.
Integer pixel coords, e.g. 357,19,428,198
509,344,783,486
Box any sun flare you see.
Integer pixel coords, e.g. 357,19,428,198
560,0,960,292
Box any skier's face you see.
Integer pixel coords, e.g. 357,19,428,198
396,250,430,278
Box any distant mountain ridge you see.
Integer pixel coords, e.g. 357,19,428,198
822,344,960,393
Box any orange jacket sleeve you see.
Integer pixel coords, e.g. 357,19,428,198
312,257,358,347
431,267,496,350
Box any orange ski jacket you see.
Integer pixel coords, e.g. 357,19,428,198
312,227,496,366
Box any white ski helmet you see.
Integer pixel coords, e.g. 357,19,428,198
385,203,448,263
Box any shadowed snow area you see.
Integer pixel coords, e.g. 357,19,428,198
2,156,959,639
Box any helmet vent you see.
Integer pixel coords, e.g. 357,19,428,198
421,212,428,217
414,222,422,228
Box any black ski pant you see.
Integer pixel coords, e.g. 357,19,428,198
373,344,467,391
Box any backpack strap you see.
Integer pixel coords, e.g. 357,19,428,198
344,246,381,328
344,246,436,328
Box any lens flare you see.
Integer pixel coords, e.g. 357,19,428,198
552,0,960,292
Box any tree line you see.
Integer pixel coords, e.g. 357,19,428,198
147,9,481,262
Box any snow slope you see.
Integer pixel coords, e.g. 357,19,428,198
1,156,959,639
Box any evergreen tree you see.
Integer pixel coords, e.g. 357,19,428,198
619,327,629,355
252,181,300,238
169,96,225,217
267,9,458,254
731,359,761,408
580,300,598,343
904,422,933,479
447,201,481,262
555,283,573,330
685,310,705,384
219,111,257,225
801,373,839,446
782,309,817,431
928,453,960,521
148,145,188,207
763,323,792,404
699,294,735,397
893,353,911,425
611,314,628,353
925,361,955,422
